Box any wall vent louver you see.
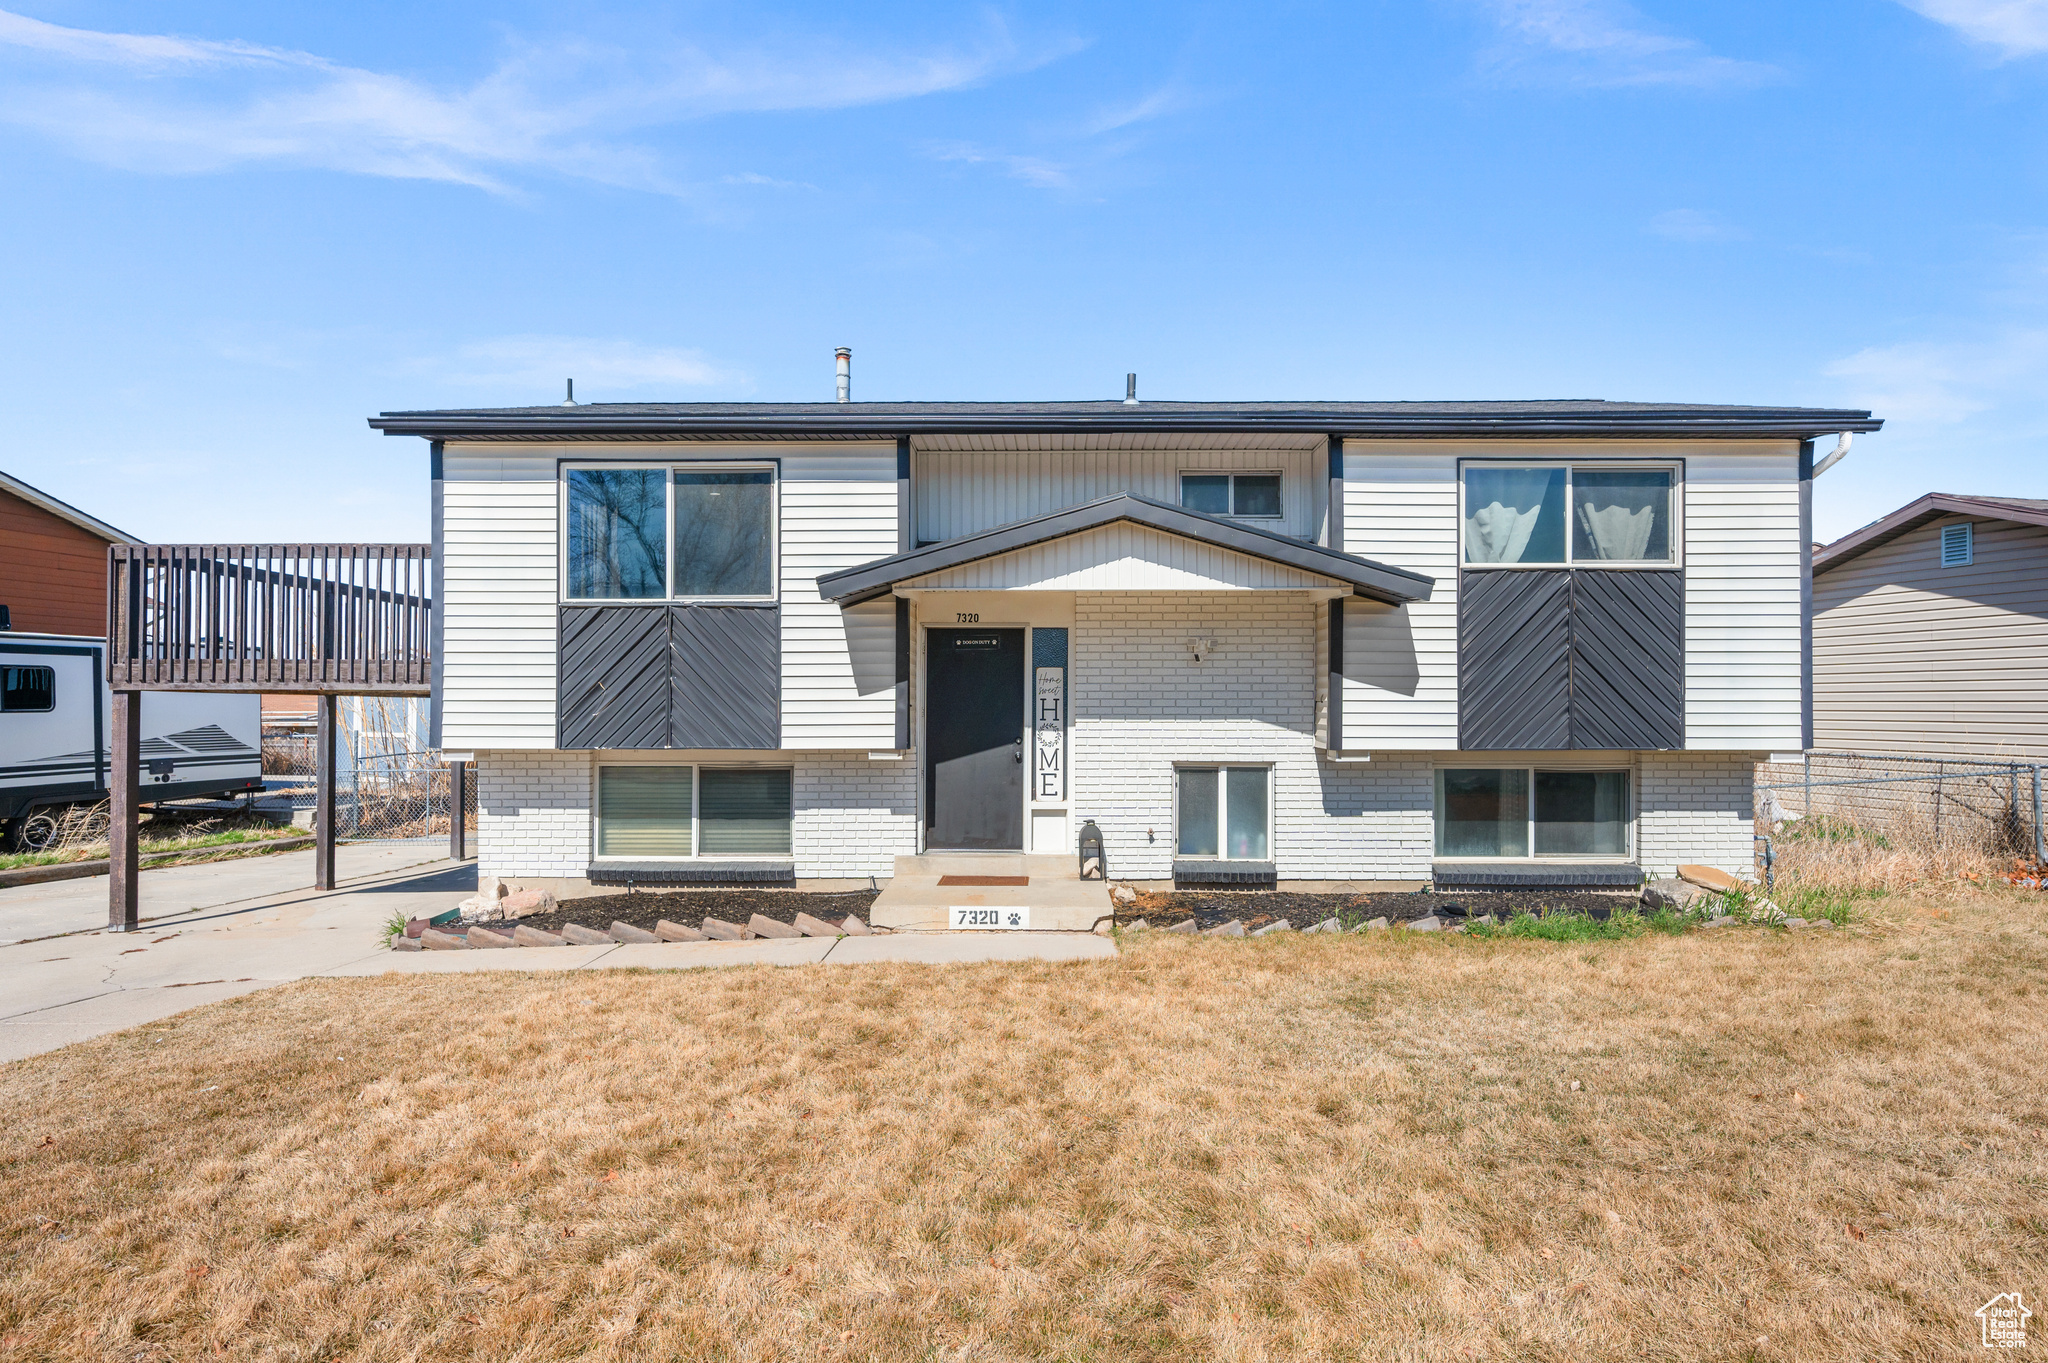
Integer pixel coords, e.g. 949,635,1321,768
1940,522,1973,567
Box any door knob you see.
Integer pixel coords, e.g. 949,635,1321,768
1012,739,1024,763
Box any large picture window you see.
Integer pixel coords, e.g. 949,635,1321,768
1176,766,1271,860
564,464,777,602
597,765,792,858
1435,768,1630,859
1462,465,1675,566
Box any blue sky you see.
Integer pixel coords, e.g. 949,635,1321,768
1,0,2044,544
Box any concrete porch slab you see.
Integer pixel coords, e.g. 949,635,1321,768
870,853,1112,931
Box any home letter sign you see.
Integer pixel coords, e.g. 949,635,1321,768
1034,666,1064,799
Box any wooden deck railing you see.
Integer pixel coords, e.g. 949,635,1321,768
107,544,433,693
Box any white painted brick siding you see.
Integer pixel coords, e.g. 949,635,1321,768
1636,752,1757,878
475,749,916,880
1069,592,1435,880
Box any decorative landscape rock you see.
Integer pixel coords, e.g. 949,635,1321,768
700,918,747,941
1251,920,1293,936
1676,864,1740,893
1704,915,1738,928
655,919,706,942
1360,917,1391,932
1203,919,1246,937
1124,919,1150,932
1406,916,1444,933
1166,918,1199,934
1304,917,1340,934
390,935,422,952
1111,885,1138,906
1641,878,1708,911
466,925,516,949
840,915,872,936
561,924,613,946
420,928,469,950
1811,919,1836,929
609,921,662,944
501,889,558,918
1782,917,1810,929
514,925,566,947
793,912,844,938
748,914,803,939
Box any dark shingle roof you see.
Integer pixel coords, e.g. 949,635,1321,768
1815,493,2048,574
372,398,1881,440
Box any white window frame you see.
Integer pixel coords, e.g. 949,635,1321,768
560,461,780,604
1432,765,1635,862
1940,521,1974,567
1178,470,1287,521
1172,764,1275,861
591,758,795,861
1457,460,1684,570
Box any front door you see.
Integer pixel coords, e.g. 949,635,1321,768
925,628,1025,850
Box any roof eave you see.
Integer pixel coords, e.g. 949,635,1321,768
1815,492,2048,573
0,470,135,543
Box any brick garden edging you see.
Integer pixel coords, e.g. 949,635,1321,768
394,910,875,952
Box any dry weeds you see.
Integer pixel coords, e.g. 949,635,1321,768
2,890,2043,1361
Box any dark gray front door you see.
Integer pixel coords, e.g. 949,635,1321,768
926,628,1025,850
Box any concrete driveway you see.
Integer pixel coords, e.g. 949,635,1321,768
0,849,1116,1064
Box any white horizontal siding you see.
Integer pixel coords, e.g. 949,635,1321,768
1338,447,1460,749
781,445,901,750
900,523,1342,593
917,446,1319,541
1684,446,1803,750
442,448,559,749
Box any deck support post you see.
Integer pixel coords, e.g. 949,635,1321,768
448,760,468,861
108,689,141,932
315,694,337,891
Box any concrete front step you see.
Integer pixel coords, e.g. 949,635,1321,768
872,853,1111,932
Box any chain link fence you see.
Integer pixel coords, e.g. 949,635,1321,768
1756,751,2046,861
261,734,476,841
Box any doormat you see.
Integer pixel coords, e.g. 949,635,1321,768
937,875,1030,886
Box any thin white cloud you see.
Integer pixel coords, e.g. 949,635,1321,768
927,140,1072,190
0,8,1067,194
1898,0,2048,57
1078,85,1187,136
416,336,742,397
1825,329,2048,424
1648,208,1748,242
1475,0,1781,88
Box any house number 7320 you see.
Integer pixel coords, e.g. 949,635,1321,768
956,613,980,623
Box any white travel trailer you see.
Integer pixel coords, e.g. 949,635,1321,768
0,632,263,849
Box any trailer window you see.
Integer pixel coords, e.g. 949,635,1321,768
1,666,54,712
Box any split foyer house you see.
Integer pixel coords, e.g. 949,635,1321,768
367,396,1882,893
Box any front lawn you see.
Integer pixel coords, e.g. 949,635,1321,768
1,889,2041,1360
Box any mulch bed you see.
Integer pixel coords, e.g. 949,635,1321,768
1122,888,1641,931
493,888,881,936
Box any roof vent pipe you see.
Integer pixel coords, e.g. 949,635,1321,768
835,347,851,403
1124,373,1138,406
1813,431,1852,478
562,378,575,407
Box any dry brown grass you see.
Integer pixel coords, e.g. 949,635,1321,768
2,891,2044,1362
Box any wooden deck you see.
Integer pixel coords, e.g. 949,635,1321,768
107,544,432,694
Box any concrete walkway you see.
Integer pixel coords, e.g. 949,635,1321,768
0,853,1117,1064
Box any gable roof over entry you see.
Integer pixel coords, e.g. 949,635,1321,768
816,492,1434,606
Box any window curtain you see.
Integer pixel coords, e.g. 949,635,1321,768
1464,468,1564,563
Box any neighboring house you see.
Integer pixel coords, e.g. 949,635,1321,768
367,396,1880,892
0,469,133,635
1812,493,2048,761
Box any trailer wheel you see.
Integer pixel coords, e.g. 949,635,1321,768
16,811,62,853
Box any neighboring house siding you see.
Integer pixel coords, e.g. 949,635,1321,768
441,447,560,750
0,488,114,637
1068,591,1435,881
1813,514,2048,760
915,442,1320,542
1684,446,1804,750
474,747,915,880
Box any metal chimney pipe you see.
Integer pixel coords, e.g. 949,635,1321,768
835,348,852,403
1124,373,1138,405
562,378,575,407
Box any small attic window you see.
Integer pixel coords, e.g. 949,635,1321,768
1940,522,1974,567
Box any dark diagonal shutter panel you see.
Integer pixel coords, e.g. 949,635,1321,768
671,605,781,749
1458,569,1571,750
559,607,670,749
1570,571,1683,750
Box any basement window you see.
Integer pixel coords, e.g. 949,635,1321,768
1940,522,1973,567
1435,768,1630,859
1175,766,1271,860
597,764,792,858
